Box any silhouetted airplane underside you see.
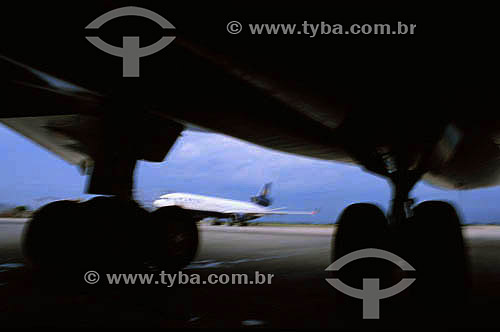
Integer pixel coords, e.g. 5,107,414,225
0,3,494,326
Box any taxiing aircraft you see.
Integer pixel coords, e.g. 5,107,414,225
153,183,317,225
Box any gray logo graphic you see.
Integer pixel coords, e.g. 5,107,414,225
85,6,175,77
325,248,415,319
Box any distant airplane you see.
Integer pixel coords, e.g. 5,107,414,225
152,183,318,226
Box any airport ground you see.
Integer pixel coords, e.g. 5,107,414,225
0,218,499,328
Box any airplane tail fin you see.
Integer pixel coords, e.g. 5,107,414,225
251,182,273,206
258,183,272,197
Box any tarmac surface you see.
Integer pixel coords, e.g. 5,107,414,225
0,218,499,328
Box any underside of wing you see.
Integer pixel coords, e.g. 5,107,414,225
0,6,497,192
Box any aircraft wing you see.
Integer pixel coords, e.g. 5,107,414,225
223,209,318,216
0,4,496,193
265,210,319,216
0,54,184,178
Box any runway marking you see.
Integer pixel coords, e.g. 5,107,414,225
242,319,266,326
191,259,217,264
199,225,333,236
0,262,24,272
185,253,302,270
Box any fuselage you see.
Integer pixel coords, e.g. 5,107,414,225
153,193,270,215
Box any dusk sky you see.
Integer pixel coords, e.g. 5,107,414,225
1,123,499,224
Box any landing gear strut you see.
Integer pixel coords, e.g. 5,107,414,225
387,168,422,225
22,108,193,277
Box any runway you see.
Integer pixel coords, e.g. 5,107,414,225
0,218,499,328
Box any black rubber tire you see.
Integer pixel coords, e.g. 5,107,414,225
331,203,392,326
149,207,199,272
22,198,151,276
22,200,81,271
332,203,389,261
395,200,470,327
77,197,151,271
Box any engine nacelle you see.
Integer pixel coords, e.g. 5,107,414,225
232,214,260,222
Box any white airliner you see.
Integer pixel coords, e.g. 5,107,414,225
152,183,317,225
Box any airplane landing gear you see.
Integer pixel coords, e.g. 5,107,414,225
330,203,394,326
22,197,151,273
22,199,199,275
22,199,82,271
331,166,470,327
393,200,470,326
148,206,199,272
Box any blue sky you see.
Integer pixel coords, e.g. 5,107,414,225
1,123,499,224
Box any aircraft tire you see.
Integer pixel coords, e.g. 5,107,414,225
22,197,151,275
330,203,393,327
22,200,81,271
332,203,389,261
149,206,199,272
393,200,470,327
